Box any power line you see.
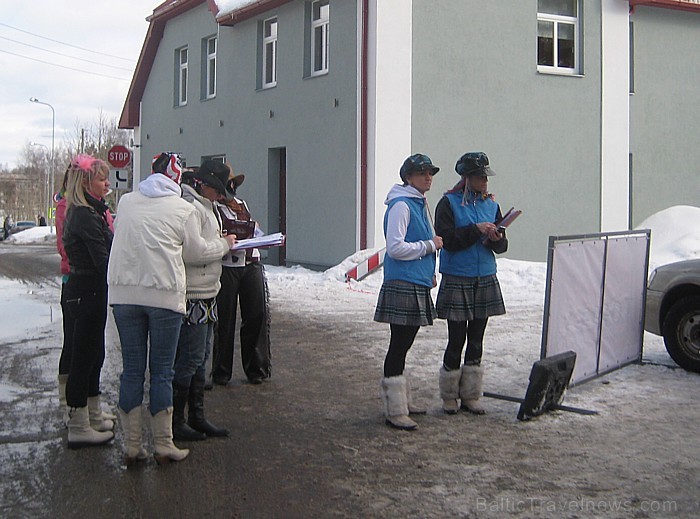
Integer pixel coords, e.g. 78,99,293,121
0,22,137,63
0,35,134,72
0,49,130,81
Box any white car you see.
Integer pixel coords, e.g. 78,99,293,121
645,259,700,373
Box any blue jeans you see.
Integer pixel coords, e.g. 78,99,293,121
173,321,214,388
112,304,183,415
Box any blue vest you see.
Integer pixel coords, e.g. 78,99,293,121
439,192,498,278
383,196,436,287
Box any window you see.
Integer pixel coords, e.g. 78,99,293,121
177,47,188,105
263,18,278,88
204,36,217,99
537,0,579,74
311,0,329,75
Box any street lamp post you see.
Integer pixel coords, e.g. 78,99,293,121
29,141,50,225
29,97,55,231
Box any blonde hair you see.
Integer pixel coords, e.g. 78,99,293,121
64,154,109,210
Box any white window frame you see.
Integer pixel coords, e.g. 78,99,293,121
311,0,329,76
262,17,278,88
537,1,580,75
206,36,217,99
178,46,188,106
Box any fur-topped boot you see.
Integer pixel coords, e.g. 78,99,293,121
380,376,418,431
439,366,462,415
459,364,486,415
404,375,427,415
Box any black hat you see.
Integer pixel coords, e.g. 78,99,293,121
399,153,440,183
194,160,230,195
455,152,495,177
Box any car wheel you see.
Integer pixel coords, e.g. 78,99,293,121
662,295,700,374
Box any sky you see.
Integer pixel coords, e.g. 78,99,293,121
0,1,154,169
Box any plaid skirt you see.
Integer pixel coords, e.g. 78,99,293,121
436,273,505,321
374,280,436,326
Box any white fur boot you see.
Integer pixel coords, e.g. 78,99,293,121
459,364,486,415
380,376,418,430
152,407,190,464
88,395,115,431
67,406,114,449
118,407,148,466
439,366,462,415
405,375,426,415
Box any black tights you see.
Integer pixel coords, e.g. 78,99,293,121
383,324,419,377
442,319,488,371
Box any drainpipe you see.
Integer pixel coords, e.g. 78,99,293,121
360,0,369,249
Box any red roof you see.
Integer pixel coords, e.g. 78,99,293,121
629,0,700,12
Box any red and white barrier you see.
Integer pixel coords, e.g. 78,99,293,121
345,248,386,281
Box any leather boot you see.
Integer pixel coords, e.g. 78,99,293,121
88,395,115,432
380,376,417,431
57,374,69,428
172,384,205,442
460,364,486,415
67,406,114,449
188,370,229,437
152,407,189,464
439,366,462,415
118,406,148,466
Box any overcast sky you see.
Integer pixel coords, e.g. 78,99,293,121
0,1,154,169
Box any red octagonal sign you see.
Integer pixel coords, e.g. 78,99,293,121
108,145,131,168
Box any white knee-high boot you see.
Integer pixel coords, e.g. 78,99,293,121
459,364,486,415
152,407,190,464
57,374,69,427
88,395,115,431
67,406,114,449
439,366,462,415
118,407,148,466
380,376,418,431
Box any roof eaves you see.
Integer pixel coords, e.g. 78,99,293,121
216,0,294,26
629,0,700,12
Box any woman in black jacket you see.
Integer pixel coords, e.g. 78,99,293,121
62,154,115,448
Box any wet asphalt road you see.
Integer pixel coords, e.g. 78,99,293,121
0,243,366,518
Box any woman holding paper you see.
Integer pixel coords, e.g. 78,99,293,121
435,151,507,416
375,153,443,431
170,163,234,441
211,167,272,386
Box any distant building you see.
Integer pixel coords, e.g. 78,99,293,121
120,0,700,266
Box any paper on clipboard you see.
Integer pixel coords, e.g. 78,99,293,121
231,232,285,251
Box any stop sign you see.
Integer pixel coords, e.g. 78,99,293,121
108,145,131,168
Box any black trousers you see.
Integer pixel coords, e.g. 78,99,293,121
383,324,420,377
442,318,488,370
59,281,77,375
63,278,107,408
212,263,271,382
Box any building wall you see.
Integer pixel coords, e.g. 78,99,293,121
410,0,605,261
630,7,700,227
139,1,360,268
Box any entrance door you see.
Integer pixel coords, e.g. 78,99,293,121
267,147,286,266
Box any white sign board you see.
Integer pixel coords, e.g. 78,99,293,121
541,230,650,385
109,168,130,191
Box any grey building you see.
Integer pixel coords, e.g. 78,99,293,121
120,0,700,266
